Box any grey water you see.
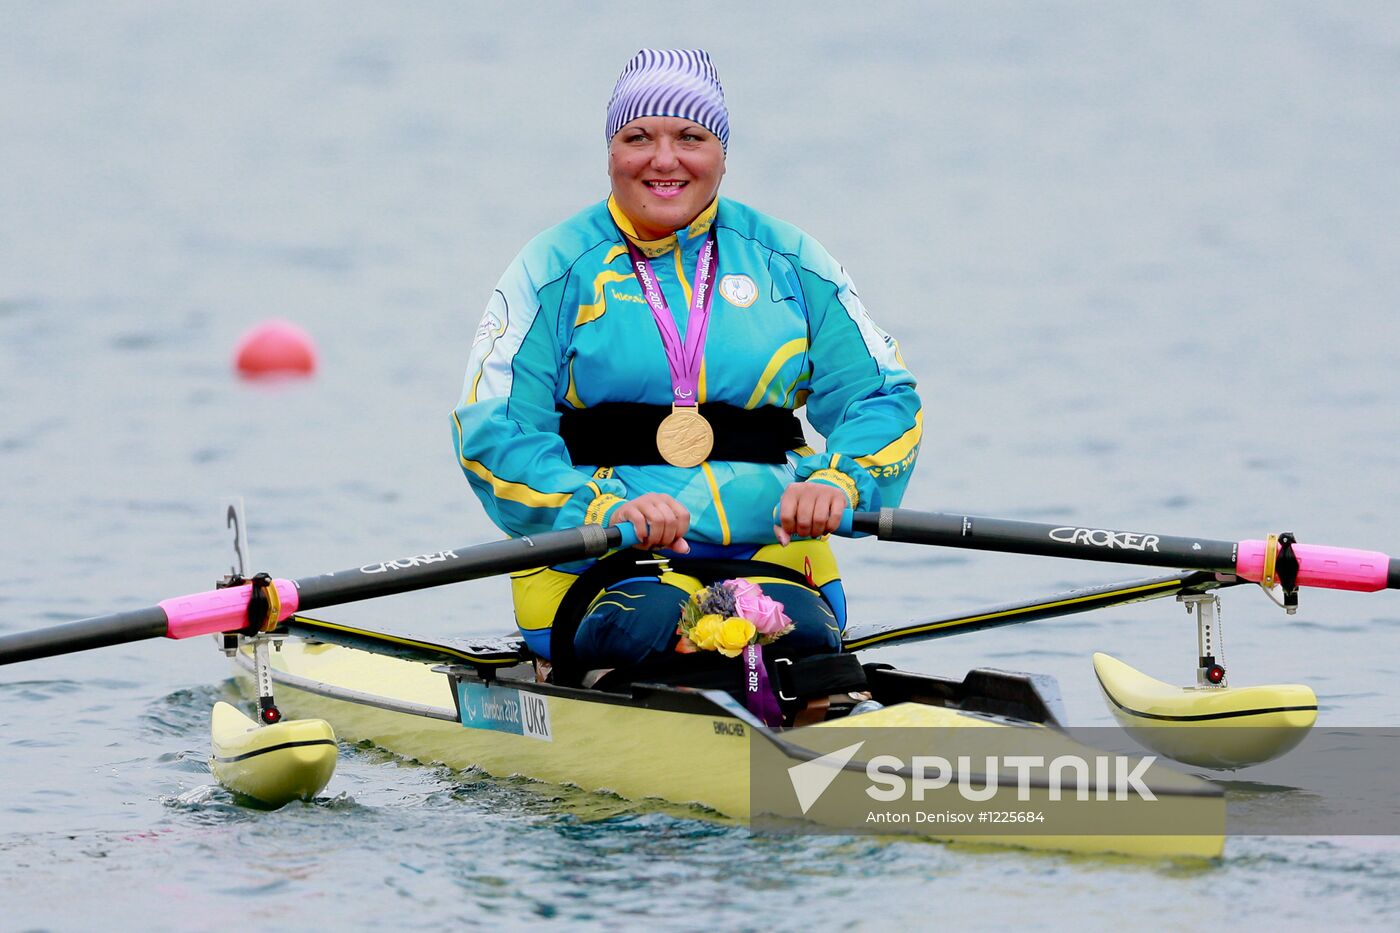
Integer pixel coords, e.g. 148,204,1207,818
2,1,1399,928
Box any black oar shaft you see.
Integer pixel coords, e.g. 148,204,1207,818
850,509,1239,573
851,509,1400,592
0,606,170,665
291,526,625,611
0,524,628,666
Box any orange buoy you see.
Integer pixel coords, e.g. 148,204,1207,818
234,320,317,378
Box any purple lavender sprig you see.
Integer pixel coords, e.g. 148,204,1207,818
678,581,741,628
697,582,738,618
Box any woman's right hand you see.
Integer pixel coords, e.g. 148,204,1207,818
609,493,691,554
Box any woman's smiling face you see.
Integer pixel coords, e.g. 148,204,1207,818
608,116,726,240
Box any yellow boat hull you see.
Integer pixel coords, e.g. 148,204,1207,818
242,640,753,814
1093,652,1317,770
231,639,1225,859
209,701,338,806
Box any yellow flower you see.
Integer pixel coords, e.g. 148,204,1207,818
689,614,724,651
715,617,756,658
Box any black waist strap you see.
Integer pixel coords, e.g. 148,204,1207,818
557,402,806,466
771,653,867,702
590,651,867,709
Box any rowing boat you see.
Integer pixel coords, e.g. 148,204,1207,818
221,616,1227,859
5,505,1396,861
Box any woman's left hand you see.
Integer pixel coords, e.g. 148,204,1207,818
774,482,851,546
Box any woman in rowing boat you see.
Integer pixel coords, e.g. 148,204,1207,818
453,49,922,685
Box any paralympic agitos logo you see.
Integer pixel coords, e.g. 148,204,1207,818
1048,527,1161,552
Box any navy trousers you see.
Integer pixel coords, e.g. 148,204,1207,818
572,576,842,670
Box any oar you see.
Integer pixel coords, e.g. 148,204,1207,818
0,524,635,665
839,508,1398,594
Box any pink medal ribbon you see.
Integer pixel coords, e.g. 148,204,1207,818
743,643,784,727
622,233,720,467
623,233,717,407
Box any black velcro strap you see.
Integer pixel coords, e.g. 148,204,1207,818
772,653,867,703
591,651,742,695
590,650,864,710
657,557,814,590
558,402,806,466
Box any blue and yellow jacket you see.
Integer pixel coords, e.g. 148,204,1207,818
452,196,922,654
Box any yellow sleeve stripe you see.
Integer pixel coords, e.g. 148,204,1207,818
458,455,574,508
699,463,731,545
855,408,924,469
563,358,584,408
453,413,574,508
743,338,808,409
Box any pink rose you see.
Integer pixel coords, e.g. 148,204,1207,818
733,589,762,620
751,594,792,635
725,580,792,636
726,579,762,602
736,594,791,636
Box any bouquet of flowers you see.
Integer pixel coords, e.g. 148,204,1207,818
675,579,793,727
676,579,794,657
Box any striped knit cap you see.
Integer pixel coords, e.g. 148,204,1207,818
606,49,729,151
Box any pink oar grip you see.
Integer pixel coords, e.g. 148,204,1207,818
1235,541,1390,592
158,579,300,639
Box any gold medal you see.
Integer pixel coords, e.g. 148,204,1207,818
656,406,714,467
